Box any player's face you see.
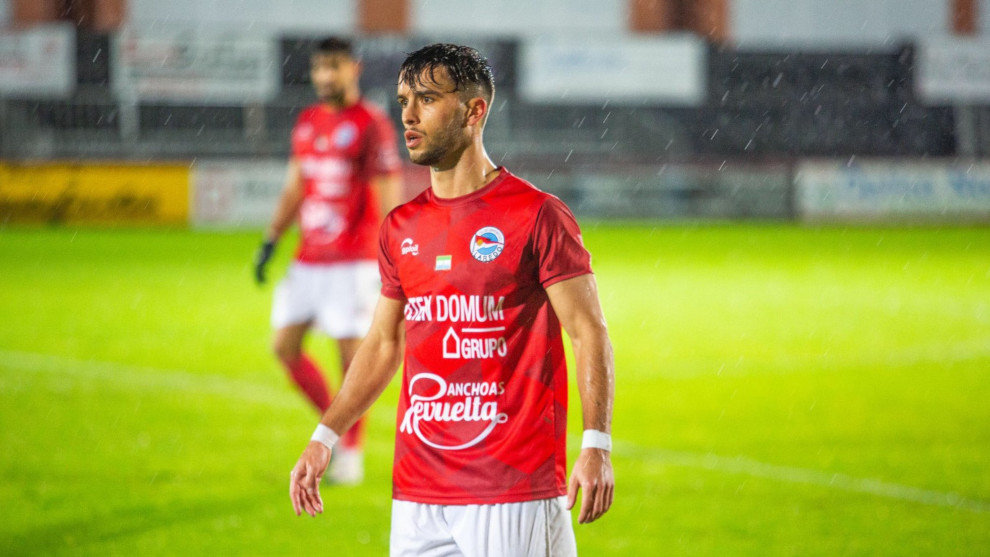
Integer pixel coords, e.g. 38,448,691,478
396,68,472,168
310,52,359,104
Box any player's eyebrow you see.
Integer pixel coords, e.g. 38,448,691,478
396,86,446,103
412,86,444,97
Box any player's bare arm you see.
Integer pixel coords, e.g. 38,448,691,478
546,274,616,524
266,158,304,242
254,159,303,283
371,172,402,218
289,295,405,517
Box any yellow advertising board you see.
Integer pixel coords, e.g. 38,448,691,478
0,162,189,225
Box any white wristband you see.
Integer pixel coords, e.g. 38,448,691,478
310,424,340,450
581,429,612,451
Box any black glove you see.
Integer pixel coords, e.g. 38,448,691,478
254,240,276,284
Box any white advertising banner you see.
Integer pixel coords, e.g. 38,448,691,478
112,28,277,103
0,24,74,98
796,160,990,221
916,38,990,104
520,35,706,105
192,160,286,227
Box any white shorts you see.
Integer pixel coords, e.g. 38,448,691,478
270,260,379,339
390,496,577,557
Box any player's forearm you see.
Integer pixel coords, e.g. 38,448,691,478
372,174,402,219
545,275,615,433
266,191,302,241
266,161,303,241
318,334,402,435
571,325,615,433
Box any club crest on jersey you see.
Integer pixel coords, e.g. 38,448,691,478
470,227,504,262
332,121,358,148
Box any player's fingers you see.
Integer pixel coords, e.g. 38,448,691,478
297,487,312,517
301,487,317,517
300,469,318,517
566,473,579,510
591,481,606,521
589,480,606,522
305,466,323,515
290,479,301,516
313,480,324,514
291,476,307,516
290,466,308,515
604,482,614,514
295,479,310,516
578,481,597,524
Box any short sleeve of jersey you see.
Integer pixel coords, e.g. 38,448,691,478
365,111,402,177
532,196,593,288
378,216,405,300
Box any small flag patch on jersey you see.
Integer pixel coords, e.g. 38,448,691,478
435,255,452,271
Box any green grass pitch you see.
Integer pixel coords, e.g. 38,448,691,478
1,223,988,555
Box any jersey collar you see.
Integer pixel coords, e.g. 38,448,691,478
428,167,510,207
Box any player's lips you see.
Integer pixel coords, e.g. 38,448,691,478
404,130,423,149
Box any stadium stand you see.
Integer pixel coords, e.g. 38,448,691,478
0,33,973,161
0,30,986,220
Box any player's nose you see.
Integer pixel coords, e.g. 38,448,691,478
402,103,419,125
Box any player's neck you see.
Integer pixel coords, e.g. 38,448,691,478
429,140,499,200
320,89,361,111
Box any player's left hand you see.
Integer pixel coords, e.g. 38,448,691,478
289,441,331,517
254,240,276,284
566,448,614,524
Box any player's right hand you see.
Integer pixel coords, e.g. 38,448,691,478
253,240,276,284
289,441,332,517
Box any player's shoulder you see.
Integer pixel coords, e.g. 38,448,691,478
352,98,393,124
497,170,570,212
296,103,323,120
382,189,431,229
292,104,324,130
291,104,323,147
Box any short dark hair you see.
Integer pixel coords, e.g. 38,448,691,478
313,37,354,58
399,43,495,101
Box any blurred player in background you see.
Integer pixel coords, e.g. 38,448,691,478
290,44,614,555
255,37,402,485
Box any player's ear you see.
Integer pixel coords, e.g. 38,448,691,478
464,97,488,127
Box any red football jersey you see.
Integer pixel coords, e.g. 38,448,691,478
291,99,401,264
378,169,593,505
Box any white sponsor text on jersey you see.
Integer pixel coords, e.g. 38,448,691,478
404,294,504,323
399,373,509,451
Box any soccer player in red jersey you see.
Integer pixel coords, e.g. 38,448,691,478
256,37,402,485
290,44,614,555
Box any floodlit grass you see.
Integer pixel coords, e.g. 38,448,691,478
1,223,988,555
